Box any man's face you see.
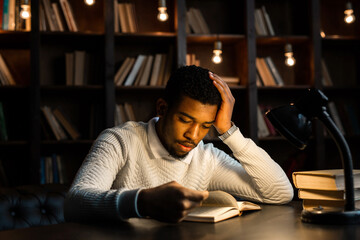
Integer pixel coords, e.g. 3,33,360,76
156,96,218,158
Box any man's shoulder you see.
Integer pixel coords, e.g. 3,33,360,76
100,121,148,140
115,120,147,131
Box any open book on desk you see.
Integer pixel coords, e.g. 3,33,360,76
184,190,261,223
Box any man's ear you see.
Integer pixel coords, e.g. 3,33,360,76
156,98,168,117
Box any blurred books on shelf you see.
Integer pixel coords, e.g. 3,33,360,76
52,107,81,140
186,53,200,66
40,154,67,184
0,53,16,86
186,7,210,34
41,105,81,141
254,6,275,36
114,53,172,87
39,0,78,32
65,50,88,86
1,0,31,31
114,102,136,126
115,1,138,33
327,101,360,137
256,57,278,86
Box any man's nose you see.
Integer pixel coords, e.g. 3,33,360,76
184,123,200,140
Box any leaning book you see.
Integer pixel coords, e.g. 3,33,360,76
184,190,261,223
292,169,360,190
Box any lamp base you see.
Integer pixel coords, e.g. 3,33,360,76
301,208,360,224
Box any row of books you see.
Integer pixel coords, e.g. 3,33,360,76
0,0,31,31
40,0,78,32
257,104,278,138
65,50,87,86
40,154,67,184
114,52,172,87
186,53,200,67
254,6,275,36
41,105,81,141
186,7,210,34
327,101,360,136
0,102,8,141
0,53,15,86
292,169,360,211
114,102,136,126
114,1,138,33
256,57,284,87
186,5,275,36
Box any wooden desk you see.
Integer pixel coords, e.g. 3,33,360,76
1,201,359,240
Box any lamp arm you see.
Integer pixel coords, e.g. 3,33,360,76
319,109,355,211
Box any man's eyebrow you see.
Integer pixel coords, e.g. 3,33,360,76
179,112,215,124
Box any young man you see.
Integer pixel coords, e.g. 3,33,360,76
64,65,293,223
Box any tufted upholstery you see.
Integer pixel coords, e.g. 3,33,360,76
0,184,68,231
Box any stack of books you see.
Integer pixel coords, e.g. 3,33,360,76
292,169,360,211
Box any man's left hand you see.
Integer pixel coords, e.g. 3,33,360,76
209,72,235,135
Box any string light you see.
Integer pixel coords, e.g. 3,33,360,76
157,0,168,22
344,2,355,24
284,43,296,67
212,40,223,64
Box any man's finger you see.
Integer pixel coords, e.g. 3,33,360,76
184,189,209,202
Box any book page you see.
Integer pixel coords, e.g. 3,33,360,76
202,191,239,208
237,201,261,211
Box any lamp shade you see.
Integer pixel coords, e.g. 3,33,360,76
266,105,312,150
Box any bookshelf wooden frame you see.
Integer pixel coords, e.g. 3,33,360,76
0,0,359,186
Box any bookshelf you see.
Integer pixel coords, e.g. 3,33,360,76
0,0,359,186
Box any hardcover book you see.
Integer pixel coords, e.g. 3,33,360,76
292,169,360,190
184,190,261,223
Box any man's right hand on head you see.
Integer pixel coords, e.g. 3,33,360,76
137,181,209,223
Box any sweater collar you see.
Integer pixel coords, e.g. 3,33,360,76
147,117,193,164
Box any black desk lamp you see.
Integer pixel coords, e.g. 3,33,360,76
265,88,360,224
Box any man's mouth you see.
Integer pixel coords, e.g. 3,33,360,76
177,142,196,152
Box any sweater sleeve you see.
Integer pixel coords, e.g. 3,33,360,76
64,129,139,223
209,127,294,204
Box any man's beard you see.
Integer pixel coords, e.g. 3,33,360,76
168,147,189,159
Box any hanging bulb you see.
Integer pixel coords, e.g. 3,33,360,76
320,30,326,38
344,2,355,24
157,0,168,22
212,40,223,64
284,43,296,67
20,2,31,19
84,0,95,6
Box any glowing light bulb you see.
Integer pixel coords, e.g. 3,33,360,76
320,30,326,38
20,4,31,19
284,43,296,67
157,0,168,22
157,8,168,21
212,40,223,64
344,2,355,24
84,0,95,6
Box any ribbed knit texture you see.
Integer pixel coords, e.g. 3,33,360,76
64,120,293,222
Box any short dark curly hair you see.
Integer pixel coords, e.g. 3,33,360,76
163,65,222,109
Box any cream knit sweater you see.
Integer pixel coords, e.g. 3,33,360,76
64,119,293,222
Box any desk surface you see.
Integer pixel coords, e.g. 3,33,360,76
1,201,359,240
